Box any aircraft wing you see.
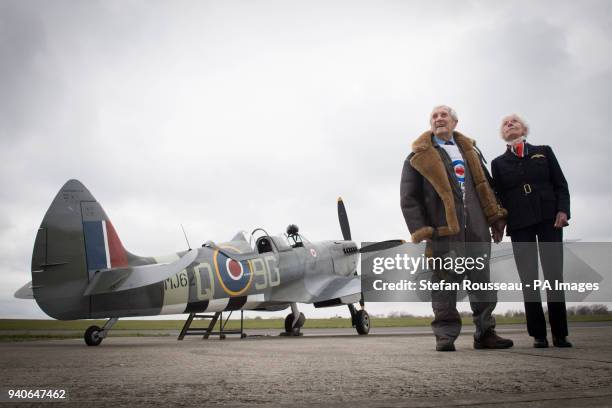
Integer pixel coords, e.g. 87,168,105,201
490,245,515,263
489,239,582,264
83,249,199,295
269,275,361,304
14,281,34,299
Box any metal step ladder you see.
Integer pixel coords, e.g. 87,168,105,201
177,310,246,340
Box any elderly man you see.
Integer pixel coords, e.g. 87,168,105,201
400,105,514,351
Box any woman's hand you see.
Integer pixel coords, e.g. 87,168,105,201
554,211,569,228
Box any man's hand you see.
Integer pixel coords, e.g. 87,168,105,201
554,211,569,228
491,219,506,243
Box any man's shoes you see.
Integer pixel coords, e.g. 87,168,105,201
474,330,514,349
553,337,573,348
435,338,456,352
533,337,549,348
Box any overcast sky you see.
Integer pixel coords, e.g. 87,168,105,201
1,0,611,319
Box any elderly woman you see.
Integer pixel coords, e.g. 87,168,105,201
491,114,572,348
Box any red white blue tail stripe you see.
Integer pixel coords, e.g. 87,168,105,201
83,220,128,271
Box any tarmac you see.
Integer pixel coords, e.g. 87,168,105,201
0,322,611,407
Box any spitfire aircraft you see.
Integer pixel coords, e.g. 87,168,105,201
15,180,401,345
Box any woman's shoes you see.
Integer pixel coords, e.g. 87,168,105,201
533,337,549,348
553,337,573,347
534,336,572,347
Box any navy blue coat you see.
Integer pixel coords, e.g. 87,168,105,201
491,144,570,234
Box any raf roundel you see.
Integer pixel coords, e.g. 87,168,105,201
452,159,466,183
214,249,253,296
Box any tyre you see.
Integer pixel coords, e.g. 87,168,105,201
355,310,370,335
84,325,103,346
284,312,306,332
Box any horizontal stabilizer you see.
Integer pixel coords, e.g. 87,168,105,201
83,249,198,295
14,281,34,299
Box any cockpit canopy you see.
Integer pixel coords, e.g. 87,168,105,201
255,235,292,253
249,225,306,254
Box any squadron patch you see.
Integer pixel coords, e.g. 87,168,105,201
213,249,253,296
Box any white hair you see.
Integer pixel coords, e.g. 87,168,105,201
431,105,458,121
500,113,529,137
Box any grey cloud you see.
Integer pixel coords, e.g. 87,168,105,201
0,2,49,141
2,1,612,318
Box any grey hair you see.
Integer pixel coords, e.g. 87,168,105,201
431,105,458,122
501,113,529,137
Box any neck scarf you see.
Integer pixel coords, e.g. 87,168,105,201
508,136,527,158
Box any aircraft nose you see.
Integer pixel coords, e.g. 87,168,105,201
331,241,359,276
342,242,359,255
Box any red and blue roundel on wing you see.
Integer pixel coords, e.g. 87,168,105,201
214,250,252,295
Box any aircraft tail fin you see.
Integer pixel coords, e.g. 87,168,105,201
31,179,135,319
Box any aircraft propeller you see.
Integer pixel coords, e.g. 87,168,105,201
337,196,405,312
337,197,404,253
338,197,352,241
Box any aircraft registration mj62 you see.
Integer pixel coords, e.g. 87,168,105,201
15,180,402,346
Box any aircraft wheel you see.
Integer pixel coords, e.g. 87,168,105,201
355,310,370,335
284,312,306,333
84,325,103,346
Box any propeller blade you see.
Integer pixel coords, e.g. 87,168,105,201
337,197,351,241
359,239,406,253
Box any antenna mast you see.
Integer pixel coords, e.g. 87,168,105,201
180,224,192,250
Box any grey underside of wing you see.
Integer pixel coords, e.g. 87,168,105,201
490,241,577,264
83,249,199,295
14,281,34,299
270,275,361,304
490,246,515,262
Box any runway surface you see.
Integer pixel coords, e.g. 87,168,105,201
1,322,611,407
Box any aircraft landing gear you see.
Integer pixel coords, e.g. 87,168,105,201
348,304,370,335
84,317,118,346
354,309,370,335
282,303,305,336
